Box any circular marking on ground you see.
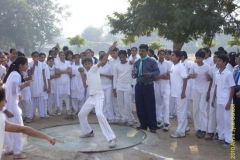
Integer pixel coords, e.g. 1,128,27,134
28,124,146,153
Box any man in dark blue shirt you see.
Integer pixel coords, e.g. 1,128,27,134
132,44,160,133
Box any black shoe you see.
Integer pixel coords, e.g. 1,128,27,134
197,131,206,139
195,130,201,137
150,129,156,133
136,126,147,130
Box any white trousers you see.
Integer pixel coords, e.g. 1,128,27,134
48,93,57,114
169,96,176,115
102,87,115,121
216,103,232,143
186,99,191,116
78,94,116,141
192,89,208,131
72,98,84,113
207,91,217,133
43,99,48,116
58,94,70,111
174,97,188,134
5,111,23,154
32,96,44,117
155,84,170,124
112,95,120,120
116,90,134,123
19,100,33,119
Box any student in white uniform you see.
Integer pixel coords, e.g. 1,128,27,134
202,48,214,66
0,54,6,83
39,53,51,118
78,42,117,148
99,52,115,123
0,88,63,159
189,50,210,139
70,54,85,115
55,51,72,116
47,57,60,116
108,47,121,123
170,51,188,138
113,50,136,126
205,51,222,140
29,51,46,118
66,50,74,65
226,52,236,72
212,54,235,148
3,57,32,159
154,50,171,131
85,49,98,65
181,51,193,118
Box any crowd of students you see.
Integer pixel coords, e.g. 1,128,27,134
0,44,239,157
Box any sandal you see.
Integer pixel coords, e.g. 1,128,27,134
13,152,27,159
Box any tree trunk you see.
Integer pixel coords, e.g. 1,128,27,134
173,41,184,51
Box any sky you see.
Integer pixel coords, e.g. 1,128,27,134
58,0,129,37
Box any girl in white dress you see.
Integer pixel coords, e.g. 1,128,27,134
70,54,85,114
55,51,72,115
28,51,47,118
47,57,60,115
66,50,74,65
3,57,32,159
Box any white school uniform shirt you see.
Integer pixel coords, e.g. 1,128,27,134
86,65,103,95
0,111,6,157
21,67,31,101
226,63,234,72
0,65,6,80
113,62,132,92
155,59,172,85
29,61,44,97
203,57,214,66
108,57,120,74
48,65,57,94
71,63,84,100
208,64,218,92
55,60,71,85
42,62,50,99
170,63,188,97
99,63,113,86
182,59,192,74
189,63,210,92
7,60,13,67
127,55,140,86
215,68,235,105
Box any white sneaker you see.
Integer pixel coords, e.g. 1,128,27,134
185,127,190,132
170,132,185,138
157,122,163,128
109,138,117,148
57,110,62,116
45,114,50,118
169,113,175,119
80,130,94,138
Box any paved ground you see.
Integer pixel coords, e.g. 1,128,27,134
2,103,240,160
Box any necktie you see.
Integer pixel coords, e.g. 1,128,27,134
138,55,148,76
234,66,240,85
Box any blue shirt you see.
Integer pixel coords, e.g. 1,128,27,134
132,58,160,83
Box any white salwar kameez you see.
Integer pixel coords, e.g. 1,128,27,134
71,63,85,113
4,71,24,155
29,61,45,117
42,62,50,117
55,60,71,112
0,111,6,159
48,65,58,114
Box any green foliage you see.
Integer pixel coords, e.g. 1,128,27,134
201,41,217,48
0,0,70,54
148,41,165,50
107,0,240,50
227,37,240,47
55,43,61,51
67,35,86,48
121,35,136,47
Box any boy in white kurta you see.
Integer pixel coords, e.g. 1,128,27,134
212,54,235,148
189,50,210,139
154,50,171,131
113,50,135,126
78,42,117,148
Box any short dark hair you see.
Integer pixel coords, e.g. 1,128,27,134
202,48,211,57
173,50,182,62
131,47,138,51
195,50,205,58
3,52,9,56
39,53,46,57
65,50,74,60
158,50,166,55
63,46,69,52
214,51,223,56
17,51,25,57
0,87,6,101
112,47,119,52
118,50,127,57
10,48,16,53
73,54,80,58
218,54,229,64
181,51,188,59
148,49,154,55
139,44,148,51
31,51,39,57
82,58,93,65
49,50,55,55
166,50,172,55
47,56,54,62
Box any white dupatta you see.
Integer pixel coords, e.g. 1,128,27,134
71,64,84,100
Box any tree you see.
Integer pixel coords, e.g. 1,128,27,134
227,37,240,52
81,26,103,42
55,43,61,51
0,0,70,54
148,41,165,51
121,35,136,48
201,41,217,48
107,0,240,50
67,35,86,52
